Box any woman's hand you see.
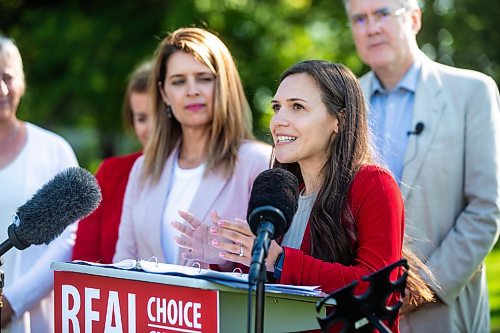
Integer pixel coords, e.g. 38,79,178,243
209,218,255,266
172,210,227,265
210,218,283,271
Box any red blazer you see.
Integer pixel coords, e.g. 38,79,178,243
279,165,404,332
72,151,142,263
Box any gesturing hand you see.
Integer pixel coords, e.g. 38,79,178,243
209,217,284,271
209,217,256,267
172,210,227,265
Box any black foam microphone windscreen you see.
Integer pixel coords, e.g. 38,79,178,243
12,166,102,247
247,168,299,238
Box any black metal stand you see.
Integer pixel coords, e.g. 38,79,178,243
316,259,409,333
255,280,265,333
254,266,267,333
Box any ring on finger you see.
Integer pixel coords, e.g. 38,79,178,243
239,244,244,257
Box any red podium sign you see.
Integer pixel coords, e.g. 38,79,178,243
54,271,219,333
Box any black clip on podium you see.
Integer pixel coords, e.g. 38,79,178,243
316,259,409,333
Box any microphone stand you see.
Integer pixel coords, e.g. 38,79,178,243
254,265,267,333
248,220,277,333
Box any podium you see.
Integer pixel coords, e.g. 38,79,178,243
52,262,327,333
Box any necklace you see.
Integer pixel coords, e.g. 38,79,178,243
177,148,206,169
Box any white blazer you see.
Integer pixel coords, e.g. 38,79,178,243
113,140,272,267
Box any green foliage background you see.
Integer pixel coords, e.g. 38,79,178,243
1,1,499,329
1,0,498,170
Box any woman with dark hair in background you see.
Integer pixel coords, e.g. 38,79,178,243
72,60,154,264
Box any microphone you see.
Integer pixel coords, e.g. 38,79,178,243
247,169,299,285
407,122,424,136
0,167,102,257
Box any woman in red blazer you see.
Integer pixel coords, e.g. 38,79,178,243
176,60,436,332
72,61,154,263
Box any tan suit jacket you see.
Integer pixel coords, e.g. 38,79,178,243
361,54,500,333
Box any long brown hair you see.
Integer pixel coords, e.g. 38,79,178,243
143,27,254,182
273,60,435,305
274,60,373,264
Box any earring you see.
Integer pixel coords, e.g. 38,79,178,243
165,104,172,118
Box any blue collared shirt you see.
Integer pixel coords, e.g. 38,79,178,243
369,58,422,184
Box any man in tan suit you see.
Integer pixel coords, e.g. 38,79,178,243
343,0,500,332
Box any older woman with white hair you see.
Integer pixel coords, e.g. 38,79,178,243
0,35,78,332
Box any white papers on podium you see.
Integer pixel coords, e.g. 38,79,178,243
72,259,326,297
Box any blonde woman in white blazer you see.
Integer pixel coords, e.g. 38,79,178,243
113,27,272,268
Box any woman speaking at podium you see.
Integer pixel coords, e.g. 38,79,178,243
175,60,434,332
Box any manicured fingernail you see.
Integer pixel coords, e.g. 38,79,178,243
212,239,219,246
217,220,224,226
210,226,218,233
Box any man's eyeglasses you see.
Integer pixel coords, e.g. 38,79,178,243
350,7,407,29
